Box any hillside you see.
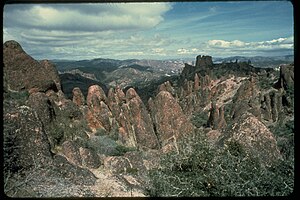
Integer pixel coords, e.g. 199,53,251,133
3,40,294,197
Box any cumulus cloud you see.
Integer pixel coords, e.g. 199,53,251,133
207,37,293,50
4,3,172,32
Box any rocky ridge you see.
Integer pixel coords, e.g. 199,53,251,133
3,41,294,197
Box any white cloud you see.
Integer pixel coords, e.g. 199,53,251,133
4,3,172,32
177,48,189,55
207,37,293,51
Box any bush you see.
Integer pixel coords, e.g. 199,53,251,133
147,130,294,197
86,135,135,156
191,111,209,128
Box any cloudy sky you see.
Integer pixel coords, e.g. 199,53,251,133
3,1,294,60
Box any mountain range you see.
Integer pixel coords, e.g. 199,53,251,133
52,55,293,100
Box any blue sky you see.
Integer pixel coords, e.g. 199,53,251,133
3,1,294,60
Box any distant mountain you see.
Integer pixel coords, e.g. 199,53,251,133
53,58,187,92
213,55,294,68
59,73,108,99
52,58,186,73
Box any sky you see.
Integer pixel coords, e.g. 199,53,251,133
3,1,294,60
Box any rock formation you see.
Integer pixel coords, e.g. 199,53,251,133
3,105,52,171
231,76,261,119
62,140,82,166
72,87,85,107
207,102,226,130
149,90,194,146
3,41,60,93
85,84,113,132
123,88,159,149
277,63,294,90
219,112,282,166
196,55,213,68
158,80,175,95
84,85,159,149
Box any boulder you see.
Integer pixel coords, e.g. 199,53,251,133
103,151,146,174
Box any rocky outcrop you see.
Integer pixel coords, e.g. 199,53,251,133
61,140,101,169
79,147,101,169
39,60,62,92
72,87,85,107
207,102,226,130
27,92,61,148
277,64,294,90
178,74,211,114
87,84,107,106
260,90,283,122
52,155,97,186
3,40,60,93
62,140,82,166
219,112,282,166
194,73,200,91
149,91,194,146
107,86,126,120
86,84,113,132
196,55,213,68
85,85,159,149
231,76,261,119
3,105,52,172
158,81,175,95
123,88,159,149
181,63,195,80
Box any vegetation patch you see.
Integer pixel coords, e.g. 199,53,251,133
147,130,294,197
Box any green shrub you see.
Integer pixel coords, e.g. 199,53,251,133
147,130,294,197
86,135,135,156
3,90,29,107
191,111,209,128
